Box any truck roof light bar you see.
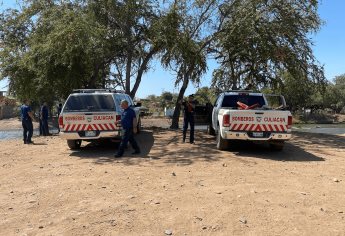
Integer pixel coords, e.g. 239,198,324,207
225,90,254,93
72,89,125,94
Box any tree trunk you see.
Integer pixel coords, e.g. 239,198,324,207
87,63,100,89
125,51,132,94
170,73,189,129
130,48,158,99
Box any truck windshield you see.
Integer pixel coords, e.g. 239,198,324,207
63,95,115,112
222,95,265,108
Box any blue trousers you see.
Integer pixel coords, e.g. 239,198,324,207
41,119,49,136
183,114,195,143
116,128,140,156
22,119,33,143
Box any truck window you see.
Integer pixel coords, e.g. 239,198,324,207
222,95,265,108
64,94,115,112
124,95,134,106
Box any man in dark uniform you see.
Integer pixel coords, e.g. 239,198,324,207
114,100,141,158
40,102,49,136
182,94,196,144
21,99,35,144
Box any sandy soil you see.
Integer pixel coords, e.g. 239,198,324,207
1,118,345,235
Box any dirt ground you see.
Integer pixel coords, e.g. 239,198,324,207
1,118,345,236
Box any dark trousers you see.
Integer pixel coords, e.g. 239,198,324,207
22,119,33,143
116,128,140,156
41,119,49,136
183,114,195,143
39,119,43,135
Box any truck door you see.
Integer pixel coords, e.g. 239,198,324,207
212,95,222,129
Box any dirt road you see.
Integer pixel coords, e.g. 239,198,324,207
1,118,345,235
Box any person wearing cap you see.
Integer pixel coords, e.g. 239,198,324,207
114,100,141,158
181,94,196,144
20,99,35,144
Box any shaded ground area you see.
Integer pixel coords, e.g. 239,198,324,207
1,121,345,235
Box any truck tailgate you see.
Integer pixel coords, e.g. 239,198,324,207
62,112,119,132
229,110,290,132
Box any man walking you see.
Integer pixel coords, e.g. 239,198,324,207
114,100,141,158
21,99,35,144
182,94,196,144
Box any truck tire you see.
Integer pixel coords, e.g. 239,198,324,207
207,123,216,135
270,141,285,151
67,140,82,150
216,127,228,150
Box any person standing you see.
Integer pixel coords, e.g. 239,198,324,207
21,100,35,144
57,103,62,133
40,102,49,136
182,94,196,144
114,100,141,158
38,103,43,135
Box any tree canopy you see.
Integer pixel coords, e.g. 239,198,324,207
211,0,326,92
1,0,336,115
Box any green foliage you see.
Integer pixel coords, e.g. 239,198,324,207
212,0,325,92
322,75,345,112
194,86,217,104
142,91,179,114
275,71,318,111
0,0,161,102
1,2,112,102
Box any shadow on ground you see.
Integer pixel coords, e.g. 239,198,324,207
148,130,328,164
68,129,344,165
226,131,345,162
69,130,154,165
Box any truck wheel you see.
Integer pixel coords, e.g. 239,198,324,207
270,141,285,151
136,117,141,134
216,127,228,150
67,140,82,150
207,124,216,135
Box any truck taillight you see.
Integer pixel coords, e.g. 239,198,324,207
223,114,230,127
58,116,63,127
116,115,121,127
288,115,292,129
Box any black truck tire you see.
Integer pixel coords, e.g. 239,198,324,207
269,141,285,151
207,123,216,135
136,117,142,134
67,140,82,150
216,127,228,150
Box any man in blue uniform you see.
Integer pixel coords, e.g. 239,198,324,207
182,94,196,144
40,102,49,136
21,99,35,144
114,100,141,158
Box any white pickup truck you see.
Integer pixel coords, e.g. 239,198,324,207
209,91,292,151
58,89,141,149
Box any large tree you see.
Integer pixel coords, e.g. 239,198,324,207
212,0,325,91
93,0,163,98
160,0,220,129
0,0,162,101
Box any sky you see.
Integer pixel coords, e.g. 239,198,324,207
1,0,344,98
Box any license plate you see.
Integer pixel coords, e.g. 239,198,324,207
252,132,263,138
85,131,96,137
